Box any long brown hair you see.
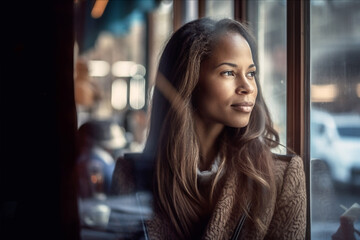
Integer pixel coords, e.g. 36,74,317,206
143,18,279,239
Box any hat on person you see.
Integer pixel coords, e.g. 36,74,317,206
79,119,127,149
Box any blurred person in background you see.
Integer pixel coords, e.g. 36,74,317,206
122,109,148,153
76,119,127,199
74,58,103,127
74,58,102,108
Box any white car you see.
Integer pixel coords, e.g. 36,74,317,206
311,108,360,187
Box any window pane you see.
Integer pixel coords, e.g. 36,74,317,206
184,0,199,23
247,0,287,152
310,1,360,239
206,0,234,19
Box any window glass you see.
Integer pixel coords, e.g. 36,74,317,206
247,0,287,152
310,1,360,239
74,0,173,239
184,0,199,23
206,0,234,19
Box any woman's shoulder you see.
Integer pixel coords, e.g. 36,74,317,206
272,153,303,172
264,155,307,239
271,153,305,190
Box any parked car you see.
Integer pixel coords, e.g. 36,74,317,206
311,108,360,187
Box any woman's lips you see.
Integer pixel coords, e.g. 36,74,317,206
230,102,254,113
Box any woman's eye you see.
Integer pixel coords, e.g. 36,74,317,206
247,71,256,79
221,71,235,77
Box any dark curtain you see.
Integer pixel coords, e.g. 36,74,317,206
0,1,79,239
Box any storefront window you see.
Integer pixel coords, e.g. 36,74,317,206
310,1,360,239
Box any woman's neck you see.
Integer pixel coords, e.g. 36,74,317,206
194,114,224,171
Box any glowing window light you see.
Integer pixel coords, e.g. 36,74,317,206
88,60,110,77
112,61,136,77
111,79,127,110
311,84,338,102
129,76,146,109
131,64,146,77
357,83,360,98
91,0,109,19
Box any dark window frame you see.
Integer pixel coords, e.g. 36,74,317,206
286,1,311,239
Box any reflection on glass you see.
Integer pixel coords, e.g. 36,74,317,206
206,0,234,19
247,0,287,152
129,76,146,110
74,0,173,239
111,61,137,77
184,0,198,23
310,1,360,239
88,60,110,77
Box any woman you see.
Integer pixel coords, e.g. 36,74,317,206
141,18,306,239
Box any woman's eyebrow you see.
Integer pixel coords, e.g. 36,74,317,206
214,62,256,69
248,64,256,69
215,62,237,68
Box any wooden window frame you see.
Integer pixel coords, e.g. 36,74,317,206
173,0,183,31
173,0,206,30
234,0,247,22
286,1,311,239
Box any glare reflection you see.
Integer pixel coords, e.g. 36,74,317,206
91,0,109,19
111,79,127,110
112,61,136,77
88,60,110,77
129,76,145,109
311,84,338,102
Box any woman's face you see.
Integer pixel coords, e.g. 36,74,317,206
193,32,258,128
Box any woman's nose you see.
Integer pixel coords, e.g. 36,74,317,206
235,75,255,95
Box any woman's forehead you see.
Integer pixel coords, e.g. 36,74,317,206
206,32,253,64
212,32,249,49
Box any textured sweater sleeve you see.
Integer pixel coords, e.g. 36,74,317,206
265,156,307,240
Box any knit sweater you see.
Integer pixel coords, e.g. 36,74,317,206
146,155,306,240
